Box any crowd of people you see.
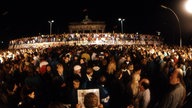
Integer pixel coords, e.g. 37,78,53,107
0,33,192,108
8,33,163,49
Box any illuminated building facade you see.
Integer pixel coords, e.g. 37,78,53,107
68,15,106,33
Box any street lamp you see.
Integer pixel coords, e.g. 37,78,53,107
118,18,125,33
185,0,192,14
48,20,54,36
161,5,182,47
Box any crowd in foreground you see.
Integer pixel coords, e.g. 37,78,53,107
0,44,192,108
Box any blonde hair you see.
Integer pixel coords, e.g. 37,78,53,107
131,73,140,96
107,56,116,74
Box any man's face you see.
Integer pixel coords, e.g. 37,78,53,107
57,65,64,75
64,57,69,63
128,64,134,71
46,66,51,72
73,81,80,89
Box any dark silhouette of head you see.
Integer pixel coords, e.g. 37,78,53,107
84,92,98,108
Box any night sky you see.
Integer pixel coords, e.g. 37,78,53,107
0,0,192,45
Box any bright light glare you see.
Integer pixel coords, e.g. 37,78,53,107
185,0,192,14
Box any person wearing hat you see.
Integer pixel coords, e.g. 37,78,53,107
72,65,85,88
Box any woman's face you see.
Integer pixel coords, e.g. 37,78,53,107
46,65,51,72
